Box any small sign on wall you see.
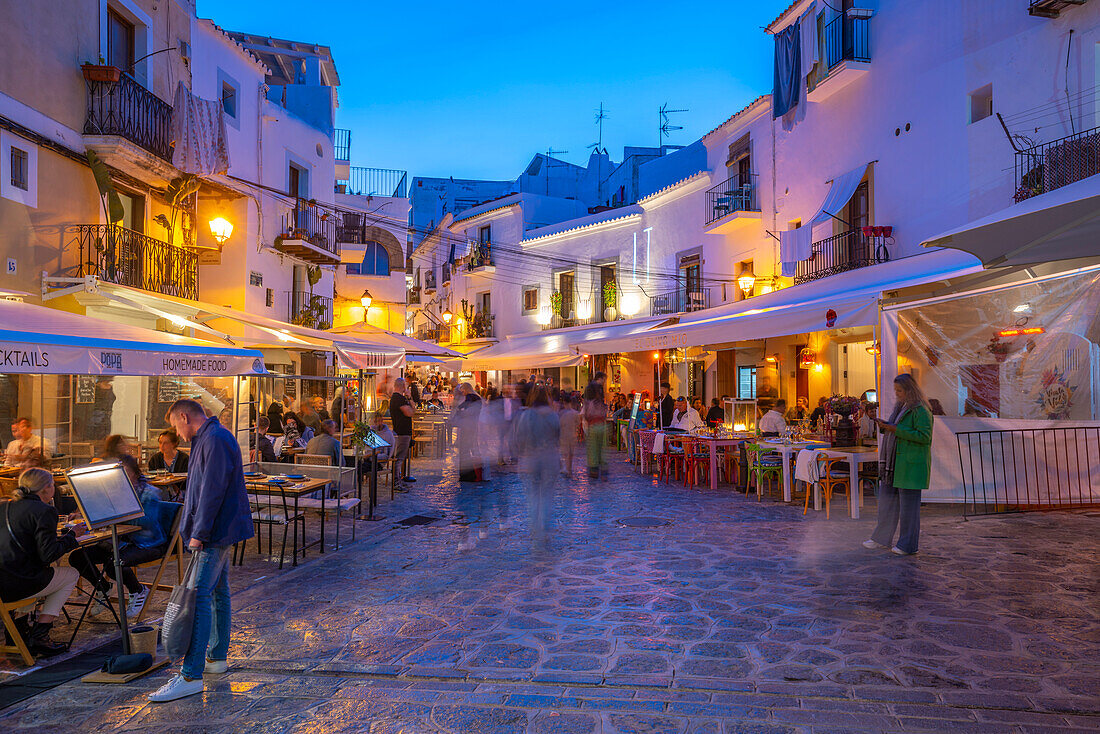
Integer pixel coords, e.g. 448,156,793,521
199,250,221,265
6,258,15,275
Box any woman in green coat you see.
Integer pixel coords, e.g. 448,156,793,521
863,373,932,555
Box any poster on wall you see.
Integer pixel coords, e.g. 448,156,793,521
76,375,97,405
157,376,180,404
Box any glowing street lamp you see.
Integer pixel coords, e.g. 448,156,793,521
441,309,453,324
209,216,233,244
738,270,756,295
360,289,373,310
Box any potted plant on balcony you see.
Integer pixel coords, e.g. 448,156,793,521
82,56,121,84
603,281,617,321
152,174,200,247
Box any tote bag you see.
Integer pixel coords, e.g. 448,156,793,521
162,552,202,662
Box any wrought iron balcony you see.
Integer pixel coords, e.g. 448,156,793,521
75,224,197,300
83,71,173,161
705,175,759,225
344,167,408,198
822,13,870,71
408,287,421,305
288,290,333,331
1029,0,1087,18
416,325,445,342
1014,125,1100,202
334,129,351,162
442,262,451,286
465,312,495,340
650,287,712,316
793,229,891,285
278,200,339,264
466,243,494,271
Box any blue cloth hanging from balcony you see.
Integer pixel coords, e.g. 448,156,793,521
772,22,801,119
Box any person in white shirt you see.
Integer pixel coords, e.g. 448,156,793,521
671,397,706,432
5,418,53,467
758,399,788,436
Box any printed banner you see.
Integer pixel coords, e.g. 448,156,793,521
0,343,266,376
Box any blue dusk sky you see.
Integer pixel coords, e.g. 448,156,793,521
205,1,784,180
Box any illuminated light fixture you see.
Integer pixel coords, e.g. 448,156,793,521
582,354,589,359
798,348,816,368
209,216,233,244
813,363,824,373
166,314,190,328
360,289,373,310
577,298,593,320
441,309,453,324
759,284,774,295
998,326,1045,337
536,305,552,325
1013,303,1033,314
866,342,881,355
738,270,756,295
620,292,642,316
734,423,747,432
764,354,778,364
652,351,660,360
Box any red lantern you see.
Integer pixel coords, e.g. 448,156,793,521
798,348,817,369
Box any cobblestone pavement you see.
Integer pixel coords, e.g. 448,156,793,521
2,452,1098,733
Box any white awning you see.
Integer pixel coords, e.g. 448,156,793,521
462,318,666,369
921,173,1100,268
327,322,461,357
334,344,405,371
633,248,983,350
0,299,265,376
781,162,870,276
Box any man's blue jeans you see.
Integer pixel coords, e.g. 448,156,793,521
181,545,231,680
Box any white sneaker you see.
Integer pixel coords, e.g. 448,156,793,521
891,546,915,556
478,529,488,540
204,658,229,674
148,674,203,702
862,539,887,550
90,591,113,617
126,588,149,618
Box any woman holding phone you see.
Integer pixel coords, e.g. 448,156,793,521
863,374,933,556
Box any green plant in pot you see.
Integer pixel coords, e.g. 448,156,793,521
153,174,200,247
86,150,124,277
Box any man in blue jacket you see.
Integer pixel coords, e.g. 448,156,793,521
149,399,253,702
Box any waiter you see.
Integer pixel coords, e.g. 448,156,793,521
657,381,674,429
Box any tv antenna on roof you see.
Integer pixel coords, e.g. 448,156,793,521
544,146,568,195
588,103,610,201
592,103,609,152
659,102,687,148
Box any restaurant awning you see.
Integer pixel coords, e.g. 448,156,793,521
610,248,983,351
327,322,461,358
0,299,265,376
462,318,666,370
921,174,1100,268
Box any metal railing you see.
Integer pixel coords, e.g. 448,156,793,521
705,175,759,225
442,262,451,285
793,230,890,284
75,224,197,300
650,287,711,316
416,325,445,342
822,14,871,71
408,288,421,305
345,167,408,198
282,200,337,255
1014,125,1100,202
423,270,437,291
288,291,333,331
957,426,1100,517
466,243,493,270
335,211,373,243
465,312,495,340
334,128,351,162
83,71,173,161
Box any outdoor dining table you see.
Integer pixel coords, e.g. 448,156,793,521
757,440,827,503
245,476,330,565
146,472,187,498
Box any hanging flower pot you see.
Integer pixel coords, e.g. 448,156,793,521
82,63,121,83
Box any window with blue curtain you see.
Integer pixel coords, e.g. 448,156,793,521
345,241,390,276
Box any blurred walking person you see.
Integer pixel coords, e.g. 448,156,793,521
452,383,484,482
389,378,415,486
514,386,560,549
559,394,580,477
583,372,609,480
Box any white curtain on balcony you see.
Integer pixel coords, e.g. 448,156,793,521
170,82,230,175
780,162,869,276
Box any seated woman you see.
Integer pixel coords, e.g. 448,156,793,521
100,434,137,462
272,413,313,458
68,454,167,618
147,429,188,474
0,467,83,656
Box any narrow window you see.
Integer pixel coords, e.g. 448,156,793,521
221,81,237,118
969,84,993,124
10,147,28,190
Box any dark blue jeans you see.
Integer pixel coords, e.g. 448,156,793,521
871,477,922,554
181,545,231,680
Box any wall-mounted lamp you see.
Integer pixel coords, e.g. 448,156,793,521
360,289,373,310
441,309,453,324
737,270,756,295
209,216,233,245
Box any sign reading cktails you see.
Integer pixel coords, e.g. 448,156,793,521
0,343,266,376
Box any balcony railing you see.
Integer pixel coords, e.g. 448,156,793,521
83,71,173,161
334,128,351,162
442,262,451,285
650,287,712,316
466,243,493,271
344,167,408,198
288,291,333,331
822,13,870,72
75,224,197,300
281,200,338,255
705,174,759,225
465,313,495,340
793,229,891,285
408,288,421,305
416,325,445,342
1014,126,1100,202
423,270,437,291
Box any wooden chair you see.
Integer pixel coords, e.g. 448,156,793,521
745,443,783,500
0,596,36,665
657,436,685,484
637,430,657,474
683,437,711,489
810,452,851,519
133,502,185,622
